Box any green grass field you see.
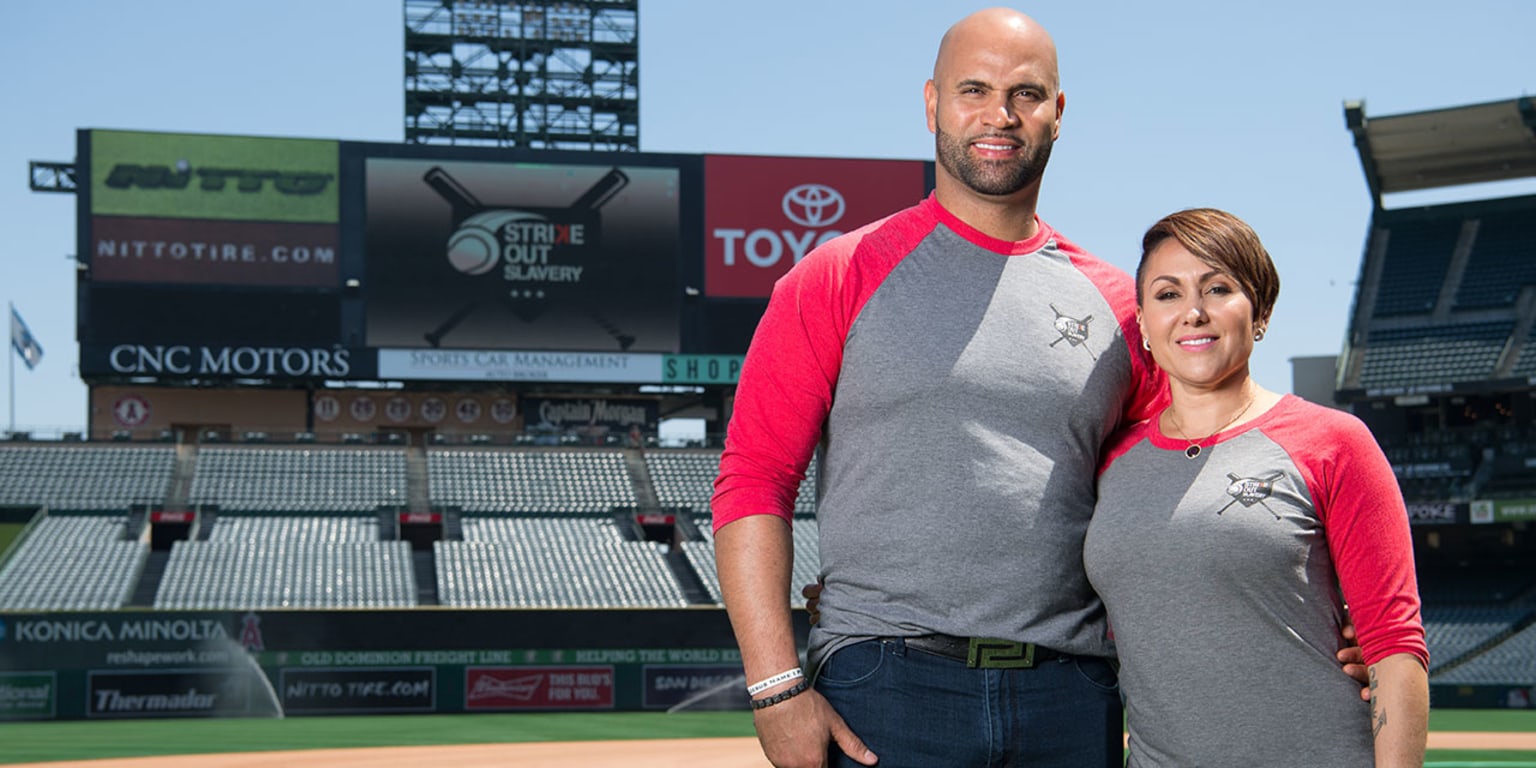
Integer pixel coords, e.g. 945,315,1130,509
0,522,26,560
0,709,1531,765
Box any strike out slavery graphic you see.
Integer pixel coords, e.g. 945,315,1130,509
365,159,681,353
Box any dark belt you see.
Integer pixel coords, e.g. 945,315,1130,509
900,634,1066,669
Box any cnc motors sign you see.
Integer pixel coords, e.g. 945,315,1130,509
364,157,681,353
86,344,356,379
704,155,928,298
89,131,339,222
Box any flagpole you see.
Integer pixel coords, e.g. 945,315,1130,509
8,301,15,433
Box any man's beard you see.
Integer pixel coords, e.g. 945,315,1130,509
935,126,1053,197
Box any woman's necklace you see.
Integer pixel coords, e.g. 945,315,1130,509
1165,394,1257,459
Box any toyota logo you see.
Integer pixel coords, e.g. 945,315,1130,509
782,184,846,227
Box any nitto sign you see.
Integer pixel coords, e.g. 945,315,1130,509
704,155,928,298
101,345,353,378
280,668,435,715
104,164,333,195
89,130,339,223
90,217,339,288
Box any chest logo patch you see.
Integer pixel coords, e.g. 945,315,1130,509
1218,471,1284,519
1048,304,1097,360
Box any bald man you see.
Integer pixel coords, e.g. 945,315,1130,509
712,8,1165,767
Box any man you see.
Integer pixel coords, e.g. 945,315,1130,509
711,8,1164,767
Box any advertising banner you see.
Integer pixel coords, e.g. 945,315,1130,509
86,668,251,719
91,217,339,287
662,355,743,385
1470,498,1536,524
522,396,656,431
82,343,361,380
704,155,928,298
376,348,663,383
279,667,434,714
1405,501,1463,526
464,666,615,710
641,664,746,710
364,157,681,353
0,672,56,720
89,131,339,223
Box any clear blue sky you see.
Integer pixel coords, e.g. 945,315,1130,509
3,0,1533,433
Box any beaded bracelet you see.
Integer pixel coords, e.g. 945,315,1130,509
748,678,810,710
746,667,804,696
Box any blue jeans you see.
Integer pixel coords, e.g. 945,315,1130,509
815,638,1122,768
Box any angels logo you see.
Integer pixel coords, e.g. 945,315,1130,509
1219,471,1285,519
239,612,265,652
113,395,152,428
1048,304,1096,360
422,166,628,347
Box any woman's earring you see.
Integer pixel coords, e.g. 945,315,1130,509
1142,337,1151,351
1254,328,1266,342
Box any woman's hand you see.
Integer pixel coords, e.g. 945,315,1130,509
802,581,824,624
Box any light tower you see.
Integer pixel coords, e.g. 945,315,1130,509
404,0,639,150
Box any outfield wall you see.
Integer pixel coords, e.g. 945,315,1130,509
0,609,803,720
4,609,1529,719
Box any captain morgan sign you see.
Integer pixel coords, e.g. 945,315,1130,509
704,155,928,298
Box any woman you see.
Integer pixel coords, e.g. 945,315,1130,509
1082,208,1428,766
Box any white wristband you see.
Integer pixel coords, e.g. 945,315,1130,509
747,668,804,696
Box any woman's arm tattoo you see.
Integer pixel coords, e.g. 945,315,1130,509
1368,666,1387,737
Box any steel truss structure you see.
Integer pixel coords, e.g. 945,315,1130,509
404,0,639,150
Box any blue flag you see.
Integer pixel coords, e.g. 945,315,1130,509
10,306,43,370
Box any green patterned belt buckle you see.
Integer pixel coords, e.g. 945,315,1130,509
967,638,1036,669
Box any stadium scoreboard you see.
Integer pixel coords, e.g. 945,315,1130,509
76,129,934,387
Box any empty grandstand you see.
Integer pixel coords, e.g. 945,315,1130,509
1337,96,1536,703
0,439,822,613
0,444,174,510
0,514,145,611
189,447,408,513
155,516,415,609
437,516,687,607
428,448,638,513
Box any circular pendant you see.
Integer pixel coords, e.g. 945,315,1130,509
1184,444,1202,459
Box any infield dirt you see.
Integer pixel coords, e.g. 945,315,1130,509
8,732,1536,767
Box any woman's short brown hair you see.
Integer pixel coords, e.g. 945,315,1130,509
1136,208,1280,323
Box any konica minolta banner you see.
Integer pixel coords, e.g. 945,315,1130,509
362,156,683,354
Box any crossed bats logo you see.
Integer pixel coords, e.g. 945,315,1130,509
1218,471,1286,519
1048,304,1097,361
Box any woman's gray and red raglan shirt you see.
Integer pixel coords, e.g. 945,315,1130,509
712,193,1166,669
1085,394,1427,766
